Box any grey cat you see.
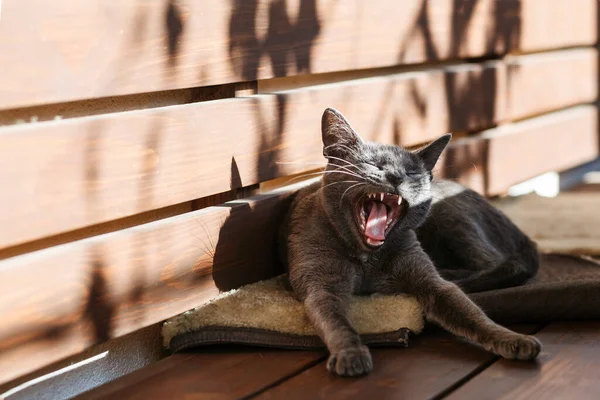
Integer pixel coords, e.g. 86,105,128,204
279,108,541,377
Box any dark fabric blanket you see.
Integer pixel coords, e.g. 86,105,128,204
470,253,600,324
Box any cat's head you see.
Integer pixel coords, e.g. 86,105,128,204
320,108,450,250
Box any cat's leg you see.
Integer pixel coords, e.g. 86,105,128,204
418,278,541,359
302,285,372,376
390,251,541,359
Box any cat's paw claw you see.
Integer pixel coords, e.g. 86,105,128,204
327,346,373,377
493,334,542,360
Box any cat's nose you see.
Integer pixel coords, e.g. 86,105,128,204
386,172,402,186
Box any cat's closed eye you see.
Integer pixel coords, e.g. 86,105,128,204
365,162,383,170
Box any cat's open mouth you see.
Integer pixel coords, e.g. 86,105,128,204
357,192,405,247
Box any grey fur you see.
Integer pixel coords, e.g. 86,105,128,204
279,108,541,377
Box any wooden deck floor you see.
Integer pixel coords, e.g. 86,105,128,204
79,321,600,400
77,184,600,400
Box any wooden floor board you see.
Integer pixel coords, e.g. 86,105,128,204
76,348,326,400
76,323,600,400
253,326,539,400
445,322,600,400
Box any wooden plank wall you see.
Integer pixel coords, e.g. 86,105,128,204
0,0,598,391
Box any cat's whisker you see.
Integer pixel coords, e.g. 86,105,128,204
324,155,359,168
329,171,365,181
315,180,360,195
282,169,366,186
275,161,364,182
324,143,360,157
339,182,367,208
323,166,366,180
325,157,366,176
327,161,360,173
328,165,365,179
329,163,358,174
279,170,327,186
276,161,327,165
325,160,378,185
277,156,369,182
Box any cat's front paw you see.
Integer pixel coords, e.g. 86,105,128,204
490,334,542,360
327,345,373,377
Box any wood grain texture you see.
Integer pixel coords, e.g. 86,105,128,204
0,62,506,250
446,322,600,400
253,326,539,400
0,324,164,400
0,0,596,109
0,183,301,385
3,49,598,250
519,0,598,52
485,106,599,195
506,48,598,121
76,349,326,400
438,105,599,196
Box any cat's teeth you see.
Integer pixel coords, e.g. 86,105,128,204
380,193,384,201
397,196,402,205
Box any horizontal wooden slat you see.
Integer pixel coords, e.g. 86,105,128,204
0,181,306,385
2,48,597,250
0,62,506,250
518,0,598,52
506,48,598,120
0,0,596,110
437,105,599,195
77,350,325,400
485,106,599,195
0,324,164,400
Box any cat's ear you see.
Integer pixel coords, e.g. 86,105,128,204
321,108,363,157
416,134,452,171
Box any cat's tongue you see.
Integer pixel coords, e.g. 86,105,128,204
365,201,387,241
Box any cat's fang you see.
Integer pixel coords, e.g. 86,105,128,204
397,196,402,205
380,193,384,201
